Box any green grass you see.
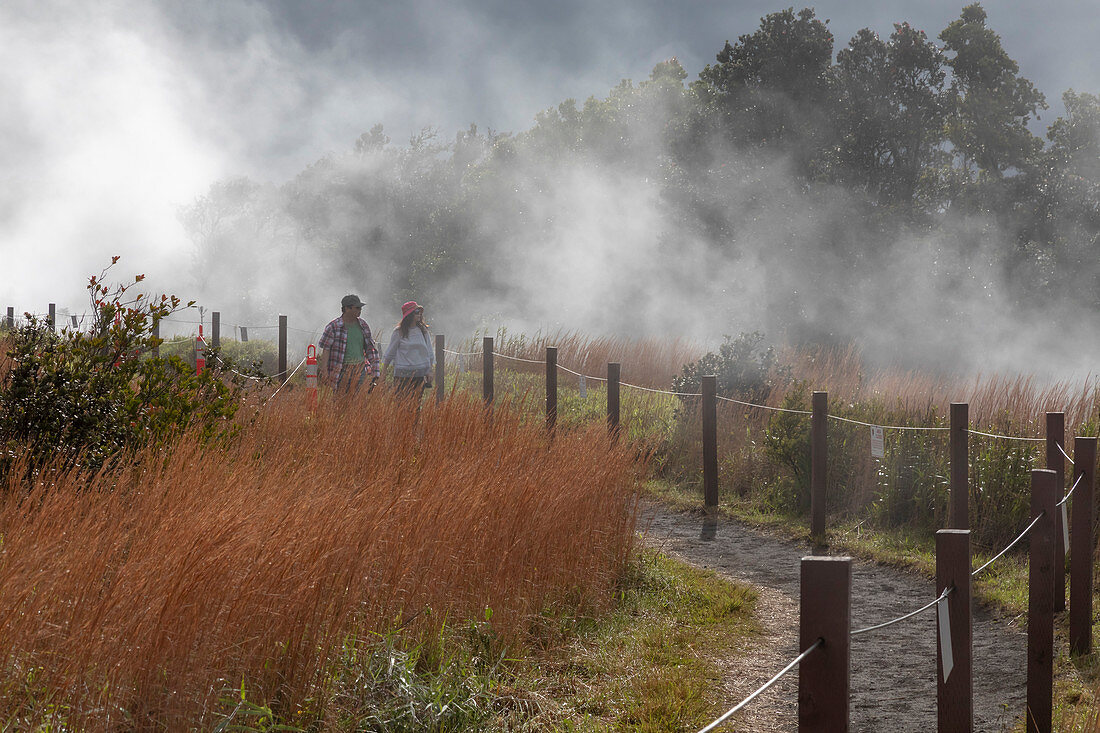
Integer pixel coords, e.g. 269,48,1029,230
200,549,761,732
498,549,760,732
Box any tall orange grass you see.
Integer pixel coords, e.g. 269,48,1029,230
0,389,641,728
464,328,706,389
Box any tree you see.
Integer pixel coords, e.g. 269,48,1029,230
1011,91,1100,304
694,7,834,170
939,4,1046,178
830,23,950,210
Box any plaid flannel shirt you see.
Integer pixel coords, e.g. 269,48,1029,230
319,316,380,378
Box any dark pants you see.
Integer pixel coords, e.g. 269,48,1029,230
394,376,427,401
334,363,370,394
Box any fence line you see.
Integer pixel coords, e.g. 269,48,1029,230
851,586,952,637
971,513,1045,578
5,311,1098,730
696,638,823,733
829,414,949,431
966,428,1045,442
1056,472,1085,509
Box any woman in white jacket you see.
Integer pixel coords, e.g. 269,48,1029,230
382,300,434,399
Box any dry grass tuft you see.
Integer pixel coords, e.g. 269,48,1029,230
0,388,641,728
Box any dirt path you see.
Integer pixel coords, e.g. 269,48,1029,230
638,504,1026,733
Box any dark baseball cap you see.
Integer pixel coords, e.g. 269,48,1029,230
341,294,366,309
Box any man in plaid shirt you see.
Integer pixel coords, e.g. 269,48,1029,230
318,294,380,394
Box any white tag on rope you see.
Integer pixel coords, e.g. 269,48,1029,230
1062,503,1070,554
579,374,587,399
870,426,885,459
937,593,954,683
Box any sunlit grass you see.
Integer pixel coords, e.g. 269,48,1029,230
0,388,642,729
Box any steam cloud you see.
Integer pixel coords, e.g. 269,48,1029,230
1,1,1097,379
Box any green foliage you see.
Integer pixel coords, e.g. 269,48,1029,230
672,331,786,403
762,381,812,513
940,3,1047,177
0,261,247,474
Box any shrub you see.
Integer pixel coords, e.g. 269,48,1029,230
672,331,787,402
0,260,247,475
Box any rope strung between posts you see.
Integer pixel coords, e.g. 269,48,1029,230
555,363,608,382
850,586,953,637
1056,442,1075,466
717,394,812,415
971,512,1046,578
198,334,270,382
1057,472,1085,509
966,428,1045,442
623,381,701,398
829,414,948,431
264,355,308,401
492,352,548,365
695,638,824,733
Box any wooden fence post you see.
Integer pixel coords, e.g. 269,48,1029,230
703,374,718,510
950,403,969,529
607,362,620,440
799,556,850,732
435,334,445,403
1046,412,1066,612
546,346,558,435
1027,469,1057,733
811,391,828,541
48,303,55,332
482,336,493,405
5,306,14,329
936,529,973,732
1070,437,1096,656
211,311,220,349
278,315,288,383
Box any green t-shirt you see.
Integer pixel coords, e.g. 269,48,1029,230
343,323,365,363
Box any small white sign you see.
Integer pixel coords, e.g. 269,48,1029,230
579,374,587,399
937,594,954,683
870,426,885,459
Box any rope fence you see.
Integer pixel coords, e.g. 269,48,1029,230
5,305,1099,731
850,586,953,637
696,638,823,733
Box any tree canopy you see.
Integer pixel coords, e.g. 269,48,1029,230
180,4,1098,368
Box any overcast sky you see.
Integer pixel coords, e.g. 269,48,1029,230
2,0,1097,318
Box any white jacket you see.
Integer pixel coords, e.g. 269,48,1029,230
382,326,434,377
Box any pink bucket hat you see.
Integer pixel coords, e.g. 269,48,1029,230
401,300,422,318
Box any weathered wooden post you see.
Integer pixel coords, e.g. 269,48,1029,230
607,362,621,440
1027,469,1057,733
211,311,221,348
1046,412,1066,612
278,315,288,383
482,336,494,405
48,302,56,332
546,346,558,434
703,374,718,510
811,391,828,541
5,307,13,330
799,556,850,732
936,529,973,732
950,403,969,529
1070,437,1096,656
435,334,445,403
